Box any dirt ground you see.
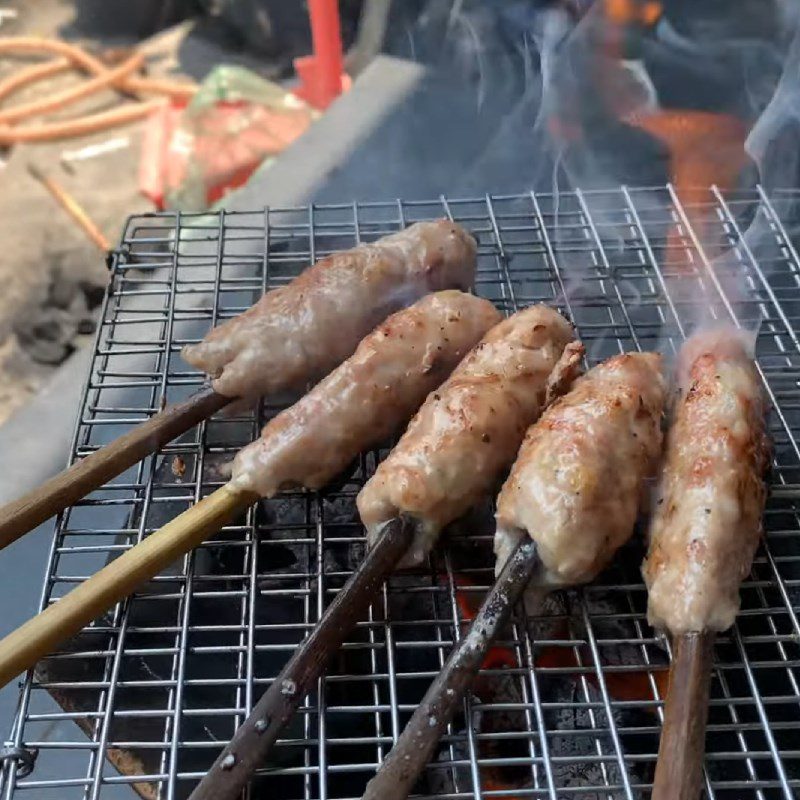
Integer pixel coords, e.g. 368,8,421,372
0,0,154,422
0,0,300,424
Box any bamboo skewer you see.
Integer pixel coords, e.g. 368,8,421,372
0,480,257,687
651,631,716,800
0,386,230,551
27,163,111,251
188,517,415,800
361,537,541,800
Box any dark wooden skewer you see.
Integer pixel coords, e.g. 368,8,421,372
361,537,541,800
188,516,416,800
0,386,230,550
651,630,716,800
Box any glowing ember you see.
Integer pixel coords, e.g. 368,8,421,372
449,571,670,793
627,110,747,261
627,110,748,205
451,573,669,705
603,0,662,27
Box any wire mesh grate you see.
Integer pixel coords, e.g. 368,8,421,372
2,186,800,799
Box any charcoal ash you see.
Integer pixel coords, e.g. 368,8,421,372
13,265,103,365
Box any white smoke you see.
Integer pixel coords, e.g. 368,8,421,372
745,12,800,193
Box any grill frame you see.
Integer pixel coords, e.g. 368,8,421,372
2,186,800,800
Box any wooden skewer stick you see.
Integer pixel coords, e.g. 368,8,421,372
361,537,541,800
0,386,230,551
188,517,415,800
27,163,112,252
651,631,716,800
0,480,257,688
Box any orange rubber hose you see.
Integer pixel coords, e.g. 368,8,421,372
0,57,71,103
0,51,145,124
0,37,110,78
0,37,196,106
0,99,163,144
0,37,195,144
123,75,197,101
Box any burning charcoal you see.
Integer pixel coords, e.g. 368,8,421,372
202,451,232,482
79,279,106,309
261,495,310,528
323,492,358,522
15,306,78,364
171,455,187,480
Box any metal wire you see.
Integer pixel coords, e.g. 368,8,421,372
2,186,800,800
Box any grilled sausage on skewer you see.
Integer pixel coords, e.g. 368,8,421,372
643,328,769,634
495,352,665,593
230,291,501,497
177,304,578,800
642,328,769,800
1,222,475,547
358,305,584,567
183,220,477,400
0,291,499,692
359,351,665,800
0,221,476,552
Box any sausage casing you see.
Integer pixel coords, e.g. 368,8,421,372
495,352,665,588
643,328,769,634
183,220,477,399
230,291,501,497
358,305,582,566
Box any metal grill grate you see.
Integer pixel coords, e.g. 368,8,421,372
2,186,800,800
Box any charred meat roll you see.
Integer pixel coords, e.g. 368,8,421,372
230,291,501,497
643,328,769,634
495,352,665,590
358,305,583,567
183,220,477,400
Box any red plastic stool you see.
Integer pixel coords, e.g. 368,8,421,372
293,0,351,110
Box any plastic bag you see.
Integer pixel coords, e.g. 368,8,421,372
141,65,315,210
